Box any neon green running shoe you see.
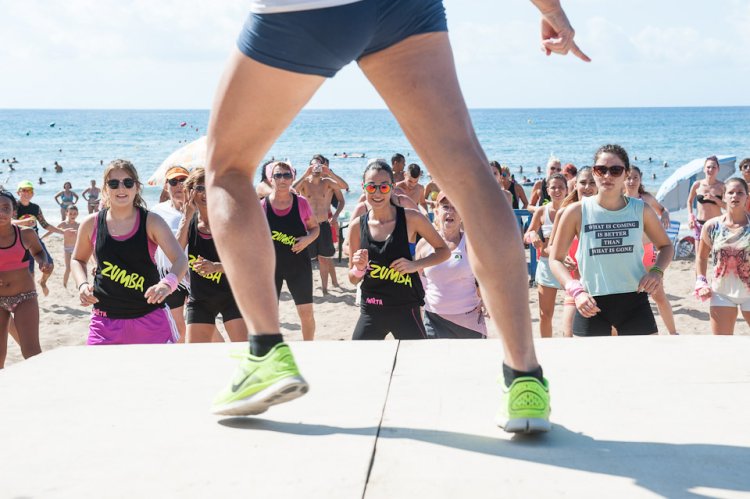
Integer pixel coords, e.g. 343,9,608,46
212,343,308,416
496,376,551,434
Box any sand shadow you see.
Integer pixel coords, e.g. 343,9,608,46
314,292,356,306
674,308,710,321
279,322,301,331
219,419,750,498
45,305,89,318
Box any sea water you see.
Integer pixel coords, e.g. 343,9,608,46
0,107,749,225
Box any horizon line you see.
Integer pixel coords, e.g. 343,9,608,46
1,105,749,112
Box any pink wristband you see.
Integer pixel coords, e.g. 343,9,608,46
565,279,586,299
160,273,179,293
351,267,366,278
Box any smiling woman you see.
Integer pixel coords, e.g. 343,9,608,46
70,159,188,345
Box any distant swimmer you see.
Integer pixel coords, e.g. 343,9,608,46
38,177,45,185
664,161,668,168
54,164,63,174
648,157,652,162
652,173,657,180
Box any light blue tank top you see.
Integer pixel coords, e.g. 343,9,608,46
576,196,646,296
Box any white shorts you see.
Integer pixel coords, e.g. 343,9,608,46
710,292,750,311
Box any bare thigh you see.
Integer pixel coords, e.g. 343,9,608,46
223,318,249,342
13,297,41,358
186,323,215,343
710,306,737,335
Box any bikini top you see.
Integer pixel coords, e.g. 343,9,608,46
60,192,75,203
0,226,31,272
696,194,717,205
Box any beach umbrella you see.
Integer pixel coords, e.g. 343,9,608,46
148,135,207,186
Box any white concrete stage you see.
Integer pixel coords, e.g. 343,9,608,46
1,337,749,498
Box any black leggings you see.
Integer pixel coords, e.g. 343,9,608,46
352,305,427,340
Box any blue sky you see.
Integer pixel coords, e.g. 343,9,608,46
1,0,748,109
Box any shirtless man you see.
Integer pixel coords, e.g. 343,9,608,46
396,163,428,212
391,153,406,183
81,179,101,214
295,160,345,294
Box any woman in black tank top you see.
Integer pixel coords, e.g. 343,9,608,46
177,168,247,343
265,162,320,341
347,160,450,340
71,160,189,345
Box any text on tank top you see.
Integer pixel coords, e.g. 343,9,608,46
576,196,646,296
93,207,163,318
188,215,231,300
359,205,425,308
265,194,309,267
0,226,31,271
707,216,750,300
423,233,480,315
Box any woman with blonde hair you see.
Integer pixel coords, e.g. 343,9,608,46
71,159,188,344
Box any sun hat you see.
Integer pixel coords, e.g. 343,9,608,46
17,180,34,191
165,166,190,180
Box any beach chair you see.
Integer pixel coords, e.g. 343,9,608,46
666,220,680,249
514,209,537,285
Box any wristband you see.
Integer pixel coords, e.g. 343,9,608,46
564,279,586,299
160,273,179,293
78,282,90,291
694,275,710,301
351,267,366,278
649,266,664,276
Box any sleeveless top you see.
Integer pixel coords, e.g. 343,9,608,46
541,204,555,239
188,215,231,301
93,208,163,319
707,216,750,300
359,205,425,310
539,179,551,205
0,226,30,271
576,196,646,296
508,180,520,209
265,194,310,269
423,233,479,315
60,192,75,204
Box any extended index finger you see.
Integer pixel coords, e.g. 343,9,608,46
571,42,591,62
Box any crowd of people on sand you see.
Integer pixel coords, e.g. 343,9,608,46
1,148,749,368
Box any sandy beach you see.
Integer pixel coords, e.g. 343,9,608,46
4,234,747,366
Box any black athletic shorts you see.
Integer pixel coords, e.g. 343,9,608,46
275,266,313,306
165,287,189,310
185,295,242,325
308,221,336,258
237,0,447,78
352,305,427,340
573,291,658,336
423,310,485,339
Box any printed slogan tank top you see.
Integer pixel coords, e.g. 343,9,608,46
188,215,231,301
576,196,646,296
359,205,425,310
93,208,163,319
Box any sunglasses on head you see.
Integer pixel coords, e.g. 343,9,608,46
363,182,393,194
592,165,626,178
193,185,206,193
167,177,186,186
107,178,136,189
273,172,293,180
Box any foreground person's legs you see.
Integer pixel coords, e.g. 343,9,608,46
360,33,549,432
207,50,324,415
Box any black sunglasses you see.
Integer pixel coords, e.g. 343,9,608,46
273,172,294,180
593,165,626,178
107,178,136,189
167,178,186,186
193,185,206,193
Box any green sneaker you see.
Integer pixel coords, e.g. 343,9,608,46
212,343,308,416
496,376,551,434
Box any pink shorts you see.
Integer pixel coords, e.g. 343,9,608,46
88,307,176,345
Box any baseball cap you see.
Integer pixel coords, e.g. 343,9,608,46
165,166,190,181
17,180,34,191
